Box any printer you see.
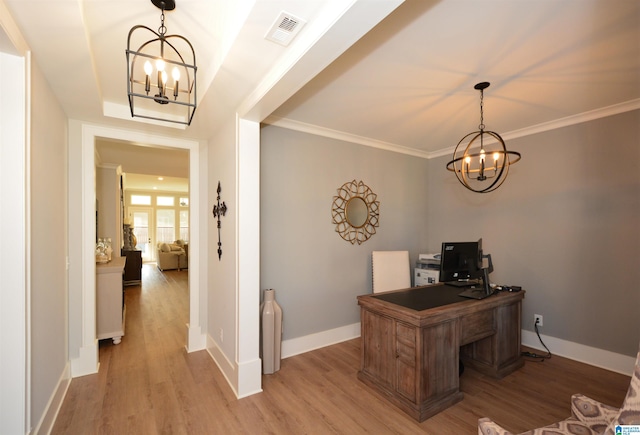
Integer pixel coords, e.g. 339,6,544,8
415,253,441,286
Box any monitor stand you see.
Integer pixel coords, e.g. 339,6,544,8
458,286,492,299
445,280,478,287
458,267,493,299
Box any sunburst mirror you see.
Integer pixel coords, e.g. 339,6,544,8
331,180,380,245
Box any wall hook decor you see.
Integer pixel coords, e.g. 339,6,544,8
212,181,227,260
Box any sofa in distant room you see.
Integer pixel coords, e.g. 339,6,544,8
157,241,188,271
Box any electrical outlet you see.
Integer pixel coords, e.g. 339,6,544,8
219,328,224,342
534,314,543,327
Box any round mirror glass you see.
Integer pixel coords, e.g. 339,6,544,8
345,196,368,228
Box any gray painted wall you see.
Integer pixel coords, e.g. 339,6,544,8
427,110,640,356
261,125,430,341
262,109,640,357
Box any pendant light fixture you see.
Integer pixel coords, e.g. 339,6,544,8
126,0,197,126
446,82,521,193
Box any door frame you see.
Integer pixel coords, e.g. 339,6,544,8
70,122,207,377
0,46,29,434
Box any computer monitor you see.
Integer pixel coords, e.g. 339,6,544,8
439,239,483,286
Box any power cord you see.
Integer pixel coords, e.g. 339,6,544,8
521,318,552,362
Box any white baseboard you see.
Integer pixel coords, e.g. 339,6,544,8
279,323,635,377
236,357,263,399
522,330,636,376
282,323,361,359
185,322,206,353
33,362,71,435
207,334,262,399
70,342,99,377
205,333,263,399
205,334,240,397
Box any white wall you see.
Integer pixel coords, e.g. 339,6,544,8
96,165,121,251
1,8,70,432
206,113,241,390
203,114,263,398
29,58,70,433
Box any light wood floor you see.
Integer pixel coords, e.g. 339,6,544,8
52,264,630,434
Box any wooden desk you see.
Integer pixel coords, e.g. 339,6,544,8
357,284,524,421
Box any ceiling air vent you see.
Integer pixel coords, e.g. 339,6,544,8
265,11,306,47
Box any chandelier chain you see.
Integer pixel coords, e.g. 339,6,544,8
158,8,167,36
478,88,485,131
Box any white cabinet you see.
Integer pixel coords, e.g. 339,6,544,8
96,256,126,344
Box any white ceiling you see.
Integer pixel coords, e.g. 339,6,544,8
95,138,189,192
3,0,639,159
268,0,640,157
123,173,188,193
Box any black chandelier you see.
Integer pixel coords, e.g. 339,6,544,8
126,0,197,126
446,82,521,193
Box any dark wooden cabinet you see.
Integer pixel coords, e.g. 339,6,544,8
357,285,524,421
121,250,142,286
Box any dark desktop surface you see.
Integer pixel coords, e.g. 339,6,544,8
372,284,485,311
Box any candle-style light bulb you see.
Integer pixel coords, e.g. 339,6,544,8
172,67,180,99
493,152,500,171
156,59,166,96
144,61,152,94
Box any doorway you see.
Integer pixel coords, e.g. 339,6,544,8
71,123,206,378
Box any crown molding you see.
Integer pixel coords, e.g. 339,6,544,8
262,116,431,159
499,98,640,145
264,98,640,160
